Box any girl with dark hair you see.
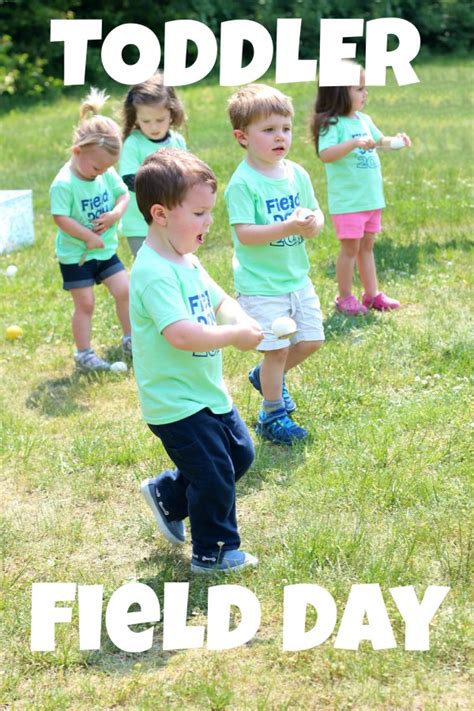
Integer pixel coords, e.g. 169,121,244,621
120,72,187,257
312,66,411,315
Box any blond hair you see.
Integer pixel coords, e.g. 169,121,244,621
122,73,186,140
136,148,217,224
228,84,294,131
72,88,122,156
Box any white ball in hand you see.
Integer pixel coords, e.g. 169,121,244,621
390,136,405,150
6,265,18,277
272,316,297,339
298,208,313,219
110,361,128,372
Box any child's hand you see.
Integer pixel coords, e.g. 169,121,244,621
288,208,323,240
396,132,411,147
233,323,264,351
92,211,117,234
85,233,105,250
354,136,376,150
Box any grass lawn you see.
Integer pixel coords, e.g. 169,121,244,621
0,60,473,709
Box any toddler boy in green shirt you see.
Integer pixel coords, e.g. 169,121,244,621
225,84,325,445
130,148,263,573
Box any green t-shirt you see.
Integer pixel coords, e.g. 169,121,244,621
50,162,128,264
130,244,232,425
119,130,187,238
224,159,319,296
318,112,385,215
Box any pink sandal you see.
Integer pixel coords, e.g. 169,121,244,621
362,292,400,310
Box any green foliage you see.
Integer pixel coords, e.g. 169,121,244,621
0,0,472,100
0,34,62,98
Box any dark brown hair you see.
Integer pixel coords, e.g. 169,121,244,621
310,64,364,155
122,72,186,141
136,148,217,224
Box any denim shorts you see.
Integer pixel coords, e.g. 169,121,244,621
59,254,125,290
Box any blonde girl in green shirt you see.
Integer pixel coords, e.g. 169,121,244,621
50,89,130,371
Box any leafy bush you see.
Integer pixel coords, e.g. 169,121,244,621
0,35,62,97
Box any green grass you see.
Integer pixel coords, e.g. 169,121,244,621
1,61,473,709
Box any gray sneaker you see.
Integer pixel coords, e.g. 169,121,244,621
74,348,110,372
140,477,186,544
191,549,258,574
121,335,132,360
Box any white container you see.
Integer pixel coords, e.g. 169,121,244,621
0,190,34,254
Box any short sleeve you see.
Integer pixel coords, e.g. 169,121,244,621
141,275,190,334
120,135,141,176
50,181,72,217
225,181,257,225
318,121,339,154
107,167,128,198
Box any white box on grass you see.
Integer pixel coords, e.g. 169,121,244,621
0,190,34,254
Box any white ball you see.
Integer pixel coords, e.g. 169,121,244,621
6,265,18,277
298,208,313,219
390,136,405,150
271,316,297,339
110,361,128,372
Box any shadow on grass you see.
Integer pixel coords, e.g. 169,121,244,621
84,543,263,674
323,309,378,343
320,236,472,283
240,437,309,494
25,368,129,417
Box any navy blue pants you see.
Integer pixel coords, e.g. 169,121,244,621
148,406,255,560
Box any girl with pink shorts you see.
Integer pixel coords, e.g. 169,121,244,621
311,64,411,316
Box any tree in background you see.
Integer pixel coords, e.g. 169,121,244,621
0,0,472,99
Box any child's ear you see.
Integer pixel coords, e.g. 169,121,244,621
150,203,168,225
233,129,248,147
72,146,81,156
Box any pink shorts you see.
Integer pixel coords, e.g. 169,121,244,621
331,209,382,240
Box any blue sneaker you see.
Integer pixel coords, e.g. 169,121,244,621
140,478,186,545
256,407,308,445
191,549,258,574
248,365,296,414
281,377,296,413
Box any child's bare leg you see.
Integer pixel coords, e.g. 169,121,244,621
259,347,289,401
284,340,323,372
70,287,94,350
357,232,378,298
336,239,360,297
103,271,131,335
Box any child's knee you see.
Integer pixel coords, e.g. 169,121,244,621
340,240,360,258
115,281,130,302
73,293,94,316
263,346,289,364
298,340,323,358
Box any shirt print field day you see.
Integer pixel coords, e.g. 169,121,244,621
80,190,112,226
188,289,218,358
267,191,304,247
353,132,378,170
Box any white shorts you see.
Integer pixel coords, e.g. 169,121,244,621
237,283,325,352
